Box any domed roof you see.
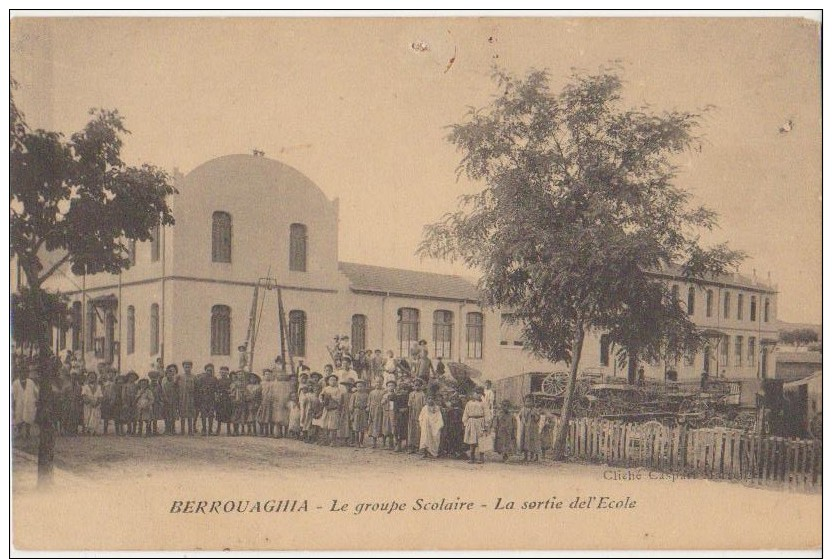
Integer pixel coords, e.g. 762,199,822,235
180,154,331,206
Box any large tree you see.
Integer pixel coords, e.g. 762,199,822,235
10,80,176,483
418,67,744,460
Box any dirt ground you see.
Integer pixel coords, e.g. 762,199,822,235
12,433,823,551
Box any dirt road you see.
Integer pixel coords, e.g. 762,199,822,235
12,434,822,551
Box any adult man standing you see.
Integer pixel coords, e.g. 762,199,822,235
197,363,219,436
178,360,197,436
13,365,39,440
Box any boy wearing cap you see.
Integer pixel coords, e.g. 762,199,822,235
161,365,180,435
123,372,139,436
197,363,219,436
135,377,155,437
494,400,518,461
407,378,426,453
381,380,397,450
178,361,197,436
215,366,233,435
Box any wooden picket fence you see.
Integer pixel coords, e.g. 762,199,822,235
556,418,822,491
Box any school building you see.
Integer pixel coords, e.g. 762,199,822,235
32,154,780,382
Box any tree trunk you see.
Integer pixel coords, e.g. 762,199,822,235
627,350,638,385
551,323,585,461
22,278,58,488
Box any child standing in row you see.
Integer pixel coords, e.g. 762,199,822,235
349,378,370,448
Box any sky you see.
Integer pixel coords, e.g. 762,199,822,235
9,16,822,323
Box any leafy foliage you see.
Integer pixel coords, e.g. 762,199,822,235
779,328,819,347
10,82,177,288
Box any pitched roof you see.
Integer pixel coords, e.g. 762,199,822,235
775,351,822,364
338,262,480,302
649,262,777,293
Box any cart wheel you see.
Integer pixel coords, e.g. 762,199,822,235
642,420,664,432
542,372,569,397
705,416,726,429
809,413,822,440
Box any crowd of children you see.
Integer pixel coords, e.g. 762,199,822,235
13,342,560,464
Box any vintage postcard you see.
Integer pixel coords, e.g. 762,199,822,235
10,13,822,552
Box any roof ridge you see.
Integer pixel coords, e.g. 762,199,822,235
338,261,475,281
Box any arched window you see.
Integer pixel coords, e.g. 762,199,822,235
723,292,731,319
211,305,231,355
128,239,136,266
71,301,82,351
397,308,419,357
750,295,757,322
764,298,770,322
706,290,713,318
600,334,611,367
150,303,159,355
466,312,483,359
212,211,232,263
433,310,453,359
687,287,695,316
289,223,307,272
150,224,160,262
288,310,307,357
671,284,679,304
126,305,135,355
351,314,367,354
737,293,744,320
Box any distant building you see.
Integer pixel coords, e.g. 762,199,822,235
26,154,780,382
775,351,823,382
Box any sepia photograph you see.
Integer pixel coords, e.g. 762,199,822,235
9,12,822,553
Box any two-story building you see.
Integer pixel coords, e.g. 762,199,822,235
29,154,780,383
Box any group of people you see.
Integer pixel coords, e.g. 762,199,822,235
12,343,560,464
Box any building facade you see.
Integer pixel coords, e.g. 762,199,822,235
33,154,779,382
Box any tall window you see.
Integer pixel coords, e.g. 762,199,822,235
126,306,135,355
687,287,695,316
288,310,306,357
750,296,757,322
748,337,757,369
128,239,136,266
735,336,744,367
58,320,67,351
150,224,160,262
87,304,97,349
289,223,307,272
150,303,159,355
433,310,453,359
703,346,711,373
723,292,731,319
671,284,679,305
720,335,729,367
397,308,419,357
466,312,484,359
706,290,713,318
600,334,611,367
500,313,523,347
212,211,232,263
211,305,231,356
71,302,82,351
737,293,744,320
351,314,367,354
764,298,770,322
